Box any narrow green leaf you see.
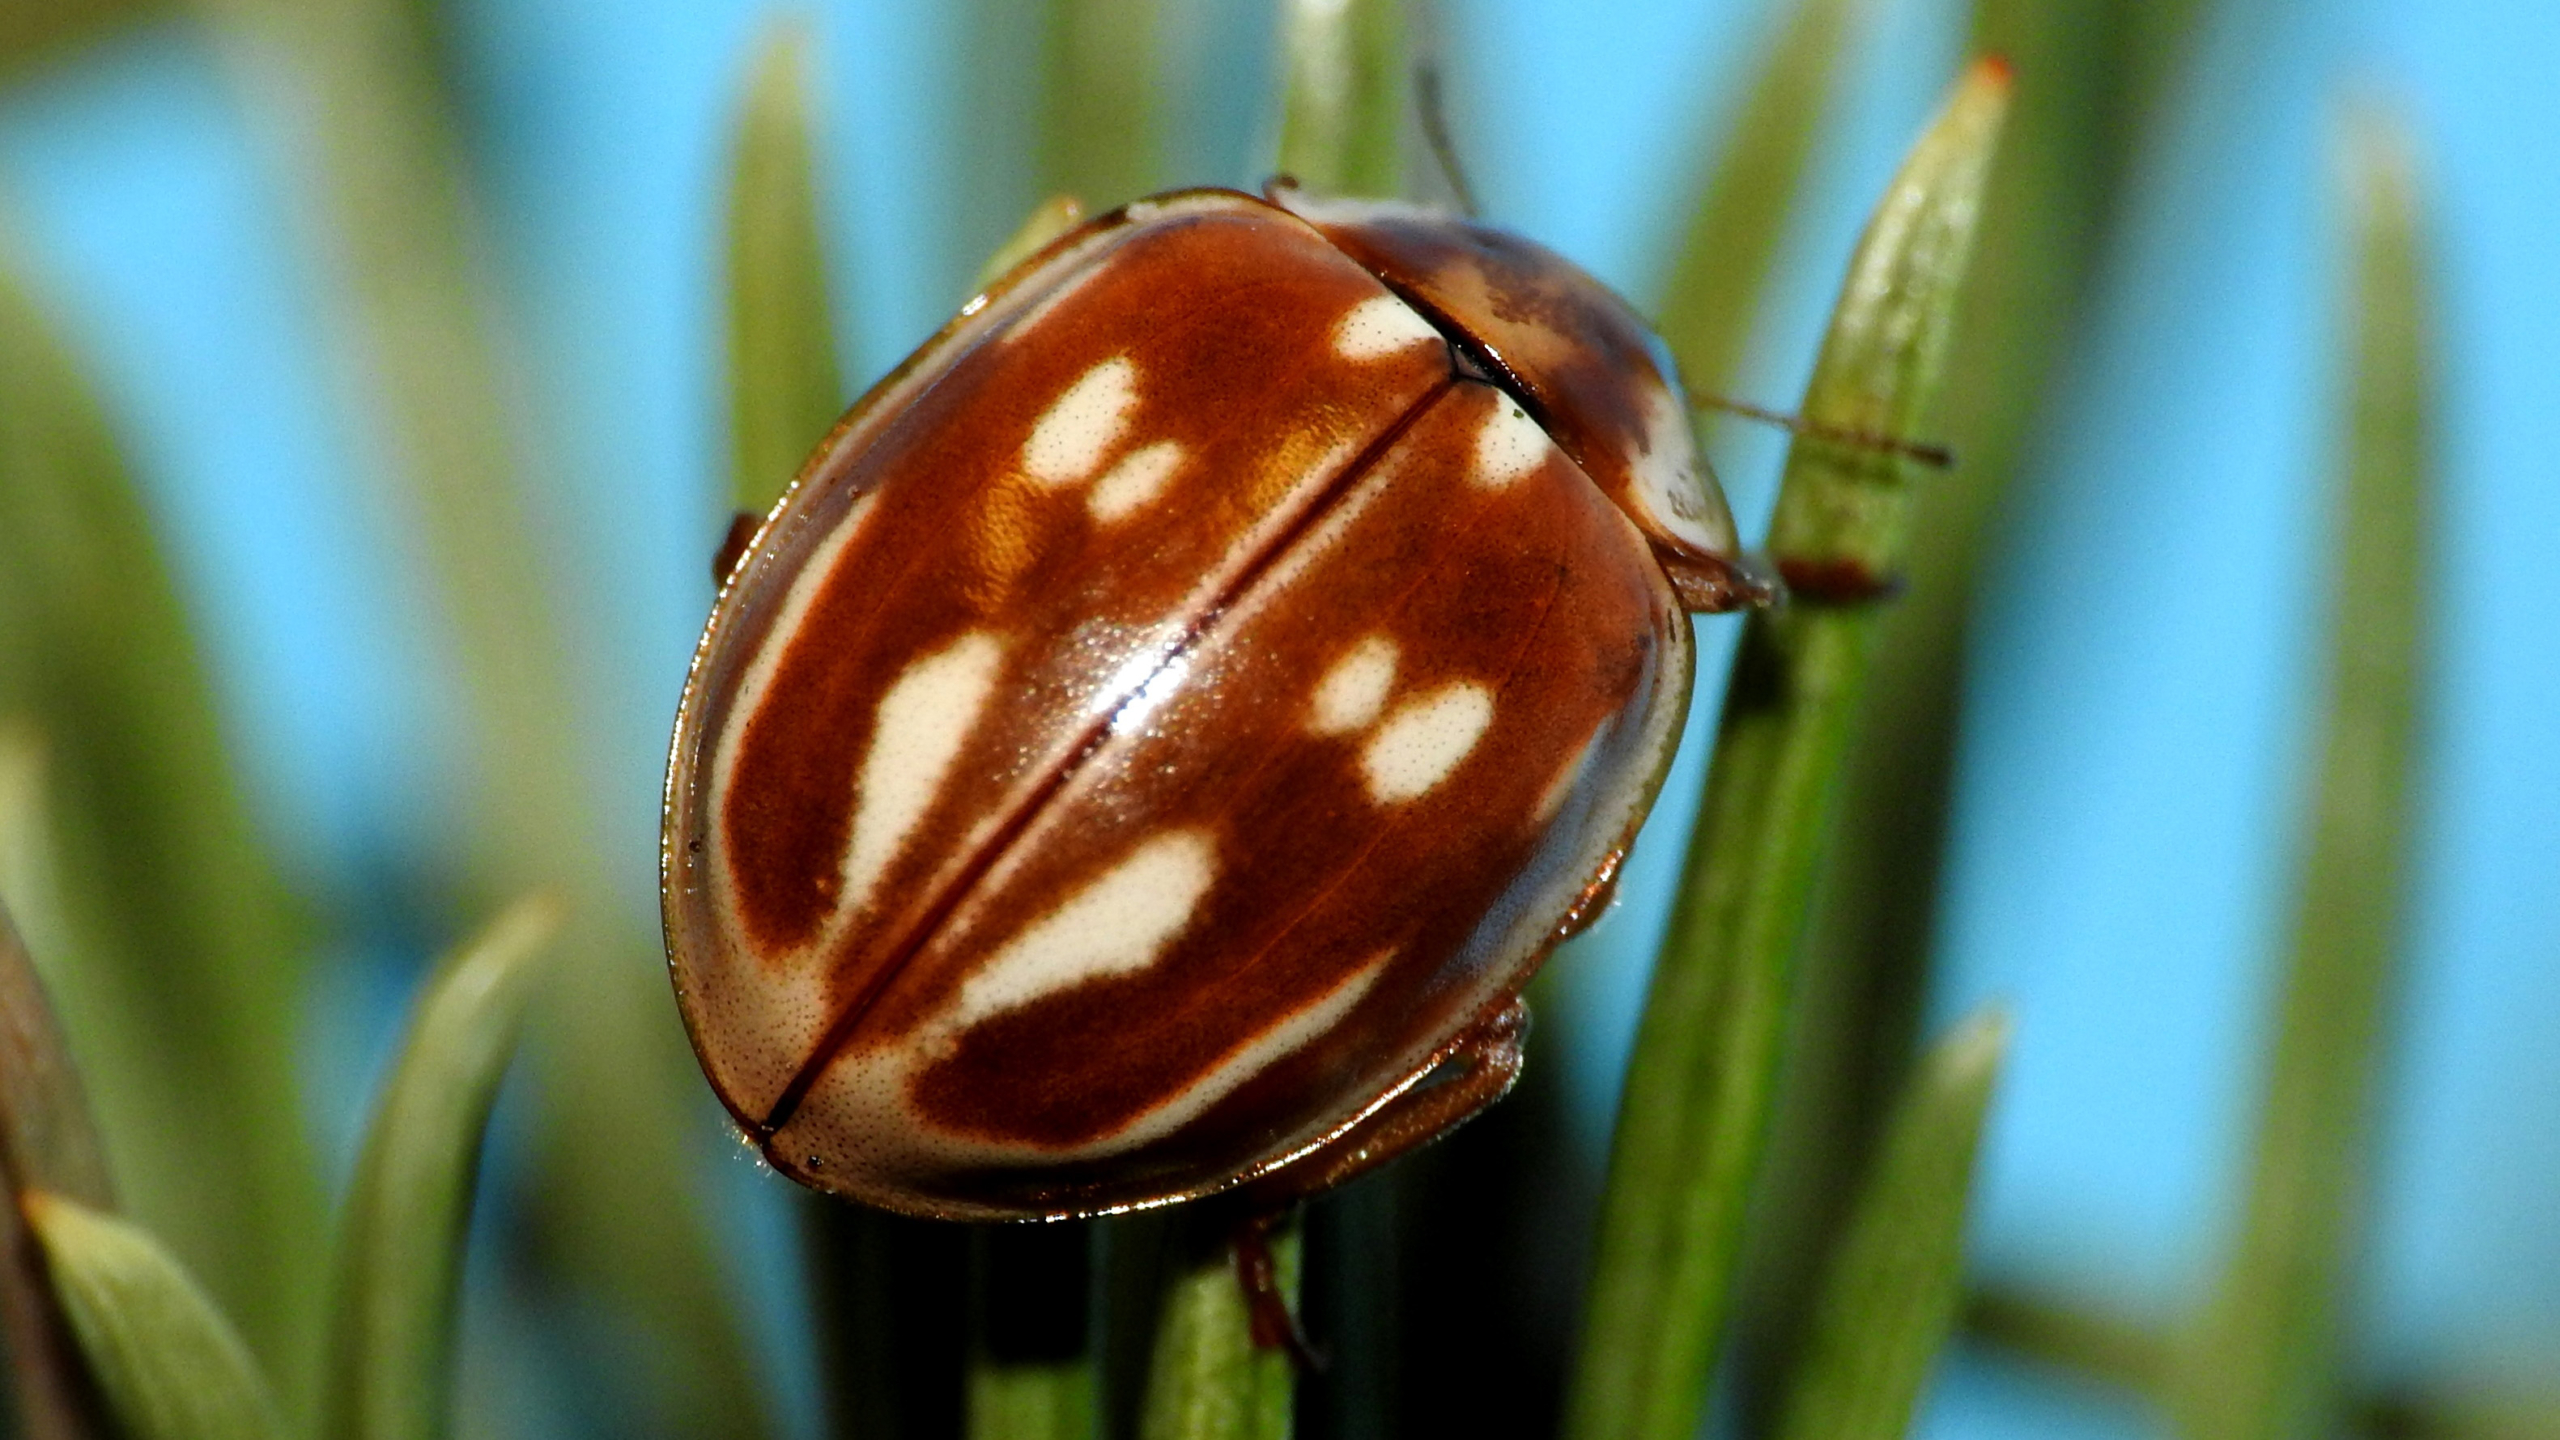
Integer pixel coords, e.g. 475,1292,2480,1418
1273,0,1405,199
22,1192,281,1440
172,2,779,1426
974,195,1092,295
1565,62,2011,1440
727,20,846,517
1650,0,1887,393
975,1362,1098,1440
1041,0,1162,211
2166,105,2433,1440
1139,1220,1297,1440
320,895,561,1440
0,234,323,1394
1773,1009,2010,1440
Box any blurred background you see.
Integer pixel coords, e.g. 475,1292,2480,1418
0,0,2552,1436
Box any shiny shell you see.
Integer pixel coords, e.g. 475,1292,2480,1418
662,185,1755,1220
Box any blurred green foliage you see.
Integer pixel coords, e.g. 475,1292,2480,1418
0,1,2495,1438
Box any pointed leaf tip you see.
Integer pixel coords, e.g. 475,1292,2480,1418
22,1192,282,1440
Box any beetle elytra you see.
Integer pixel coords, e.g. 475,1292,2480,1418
663,182,1767,1221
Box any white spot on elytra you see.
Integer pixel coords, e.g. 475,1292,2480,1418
1086,440,1186,521
1308,636,1399,736
1024,356,1139,487
955,830,1217,1026
838,632,1007,916
1360,682,1495,803
1472,401,1549,488
1331,294,1442,360
1083,950,1392,1156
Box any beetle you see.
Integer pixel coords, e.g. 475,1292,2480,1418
661,179,1771,1224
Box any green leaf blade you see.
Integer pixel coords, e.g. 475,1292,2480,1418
1565,60,2011,1440
1274,0,1406,199
320,895,561,1440
0,235,324,1397
1651,0,1888,394
22,1192,281,1440
727,20,847,518
1773,1009,2010,1440
2166,104,2434,1440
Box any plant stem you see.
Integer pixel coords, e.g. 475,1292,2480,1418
1564,62,2010,1440
1139,1216,1297,1440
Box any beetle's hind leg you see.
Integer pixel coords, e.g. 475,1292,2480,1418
1218,1000,1530,1362
1246,997,1531,1209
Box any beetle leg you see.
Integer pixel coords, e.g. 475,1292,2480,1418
1250,997,1531,1207
1659,550,1783,612
1229,1209,1325,1369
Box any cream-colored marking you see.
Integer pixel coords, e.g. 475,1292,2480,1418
1629,383,1734,555
838,632,1008,917
1081,950,1392,1156
1331,294,1442,360
1086,440,1186,521
954,829,1217,1026
1308,636,1399,736
1361,682,1496,803
1023,355,1139,487
1472,401,1549,488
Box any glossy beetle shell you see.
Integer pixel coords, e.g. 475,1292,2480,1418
663,186,1757,1220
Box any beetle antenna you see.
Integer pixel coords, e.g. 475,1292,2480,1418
1414,61,1483,219
1691,392,1956,469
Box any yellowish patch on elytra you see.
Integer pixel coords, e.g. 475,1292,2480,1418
1472,402,1548,488
1361,681,1496,803
1332,293,1443,360
1309,636,1399,736
1024,356,1139,487
1087,441,1187,522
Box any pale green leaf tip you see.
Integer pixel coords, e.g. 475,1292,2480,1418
23,1191,283,1440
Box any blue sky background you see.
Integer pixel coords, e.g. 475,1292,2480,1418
1,0,2554,1434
